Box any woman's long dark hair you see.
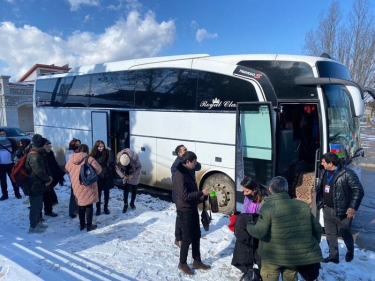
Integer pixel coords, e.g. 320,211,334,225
90,140,109,164
240,175,268,203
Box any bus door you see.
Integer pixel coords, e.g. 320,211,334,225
235,102,275,210
91,111,109,147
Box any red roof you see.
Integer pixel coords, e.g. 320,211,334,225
18,64,71,82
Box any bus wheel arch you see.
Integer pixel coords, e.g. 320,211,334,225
200,172,235,215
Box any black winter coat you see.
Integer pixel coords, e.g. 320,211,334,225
93,149,114,191
316,165,364,216
172,163,204,211
231,213,260,273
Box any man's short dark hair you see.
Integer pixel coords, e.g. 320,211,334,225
269,176,288,193
322,152,339,166
181,151,197,164
175,144,185,155
0,129,5,134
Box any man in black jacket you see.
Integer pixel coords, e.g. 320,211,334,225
316,152,364,264
173,151,210,275
171,144,201,247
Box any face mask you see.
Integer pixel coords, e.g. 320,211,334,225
246,194,254,200
0,137,6,141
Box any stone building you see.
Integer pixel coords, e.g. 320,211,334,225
0,64,70,132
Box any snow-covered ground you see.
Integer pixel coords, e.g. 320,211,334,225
0,177,374,281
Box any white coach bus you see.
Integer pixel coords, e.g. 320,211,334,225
33,53,370,214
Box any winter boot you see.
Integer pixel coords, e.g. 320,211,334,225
86,207,97,232
193,260,211,270
104,191,110,214
178,263,194,275
79,206,86,231
123,204,128,213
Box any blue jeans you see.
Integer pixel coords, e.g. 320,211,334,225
29,195,43,228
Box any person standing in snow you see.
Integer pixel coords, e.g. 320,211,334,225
172,151,211,275
65,144,102,232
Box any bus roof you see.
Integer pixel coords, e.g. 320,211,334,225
37,53,340,79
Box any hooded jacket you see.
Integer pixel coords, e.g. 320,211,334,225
316,165,364,216
115,148,142,185
65,152,102,206
24,147,52,196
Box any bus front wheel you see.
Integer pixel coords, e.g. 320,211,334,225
203,174,235,215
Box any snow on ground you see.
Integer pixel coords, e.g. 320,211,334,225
0,177,375,281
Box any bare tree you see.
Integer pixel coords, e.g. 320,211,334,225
303,0,375,106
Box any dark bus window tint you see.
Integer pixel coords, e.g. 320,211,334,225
316,61,351,80
238,61,317,99
135,69,197,110
197,72,258,111
90,71,135,108
63,75,91,107
35,78,64,107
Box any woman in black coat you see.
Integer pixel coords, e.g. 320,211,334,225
90,140,114,215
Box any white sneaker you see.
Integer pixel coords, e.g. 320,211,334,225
23,198,30,204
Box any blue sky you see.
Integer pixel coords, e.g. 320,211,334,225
0,0,367,81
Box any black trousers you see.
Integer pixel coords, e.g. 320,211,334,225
323,206,354,260
175,208,183,241
123,184,137,205
0,163,19,197
177,209,202,264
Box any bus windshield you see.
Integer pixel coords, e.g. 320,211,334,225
323,84,361,159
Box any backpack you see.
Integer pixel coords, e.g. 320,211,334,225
79,156,98,186
11,151,38,184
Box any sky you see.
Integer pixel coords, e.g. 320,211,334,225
0,174,375,281
0,0,371,82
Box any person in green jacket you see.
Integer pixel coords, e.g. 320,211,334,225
247,176,323,281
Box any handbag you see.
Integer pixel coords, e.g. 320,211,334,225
228,211,241,232
201,198,212,231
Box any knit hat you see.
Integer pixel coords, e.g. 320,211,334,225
32,134,47,148
120,154,130,166
45,139,51,146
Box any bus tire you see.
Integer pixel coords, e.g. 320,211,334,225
202,173,235,215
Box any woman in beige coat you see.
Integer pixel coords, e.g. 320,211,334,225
65,144,102,231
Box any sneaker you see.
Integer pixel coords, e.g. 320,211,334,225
28,227,45,234
87,224,97,232
178,262,194,275
70,214,77,218
104,207,110,215
23,198,30,204
123,204,128,213
323,257,339,264
192,260,211,270
0,195,9,201
345,251,354,262
130,203,136,210
174,240,182,248
37,222,48,229
45,212,58,217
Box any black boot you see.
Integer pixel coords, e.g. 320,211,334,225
123,204,128,213
104,190,110,214
86,206,97,232
96,202,101,216
78,207,86,231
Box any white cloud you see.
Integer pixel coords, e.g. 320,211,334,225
0,11,175,81
67,0,100,11
83,14,90,23
195,28,218,43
